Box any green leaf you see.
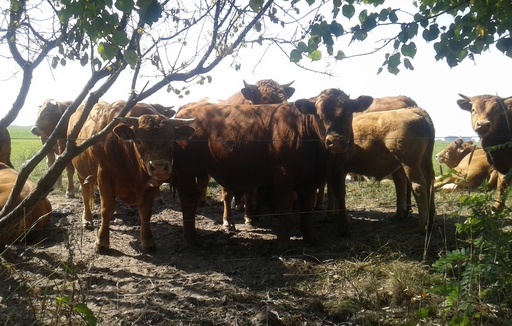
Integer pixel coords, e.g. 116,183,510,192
137,0,162,26
422,24,440,42
249,0,264,11
73,303,98,326
98,42,118,60
330,21,344,37
496,37,512,53
115,0,134,13
124,50,138,68
297,41,308,52
335,50,346,60
404,58,414,70
308,50,322,61
80,53,89,67
290,49,302,63
401,42,417,58
342,4,355,19
378,9,389,22
389,10,398,23
387,53,401,75
111,30,129,47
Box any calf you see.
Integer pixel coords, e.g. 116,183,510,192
0,163,52,247
173,89,373,248
31,100,76,197
435,138,476,169
71,101,195,254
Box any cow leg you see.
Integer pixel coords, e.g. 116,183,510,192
403,165,433,233
274,185,295,249
390,168,409,221
178,174,206,246
494,172,509,211
315,181,327,210
65,163,76,198
96,186,116,254
44,137,63,190
221,186,236,231
138,187,159,253
243,188,258,227
295,187,317,244
328,169,350,237
80,175,95,226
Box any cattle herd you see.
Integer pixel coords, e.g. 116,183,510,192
0,80,511,253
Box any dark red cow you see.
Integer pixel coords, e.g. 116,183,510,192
31,99,76,197
457,94,512,208
173,89,373,248
71,101,195,254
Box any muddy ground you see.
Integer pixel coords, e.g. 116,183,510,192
0,182,464,325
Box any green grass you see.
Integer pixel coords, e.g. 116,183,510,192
7,125,49,182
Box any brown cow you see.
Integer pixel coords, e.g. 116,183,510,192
0,163,52,247
0,127,13,168
457,94,512,208
173,88,373,248
71,101,195,254
331,107,436,233
31,99,76,198
218,79,295,224
435,138,476,169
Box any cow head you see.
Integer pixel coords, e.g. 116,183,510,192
294,88,373,154
31,99,70,137
113,115,195,180
458,94,512,138
241,79,295,104
435,138,475,168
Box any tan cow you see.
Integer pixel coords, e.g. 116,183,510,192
31,100,76,198
435,138,476,169
71,101,195,254
434,147,499,191
0,163,52,247
316,96,418,211
457,94,512,208
330,107,436,233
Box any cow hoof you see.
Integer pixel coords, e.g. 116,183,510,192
141,243,156,254
222,223,237,233
95,243,110,255
65,192,76,199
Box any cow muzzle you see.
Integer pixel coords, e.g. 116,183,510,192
474,120,492,137
31,126,42,136
325,134,350,154
148,160,171,180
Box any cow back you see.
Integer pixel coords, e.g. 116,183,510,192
0,127,13,168
0,163,52,246
362,96,417,113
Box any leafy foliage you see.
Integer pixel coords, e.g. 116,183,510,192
432,192,512,324
289,0,512,74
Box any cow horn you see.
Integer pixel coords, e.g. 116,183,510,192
243,80,258,90
281,81,294,88
458,93,470,100
171,118,195,126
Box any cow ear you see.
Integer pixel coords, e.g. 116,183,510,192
175,125,196,140
457,94,472,112
240,88,257,103
113,125,136,141
294,99,316,114
166,109,177,118
284,87,295,99
352,96,373,112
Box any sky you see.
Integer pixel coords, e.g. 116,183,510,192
1,2,511,138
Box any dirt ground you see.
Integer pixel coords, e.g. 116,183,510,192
0,182,463,325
